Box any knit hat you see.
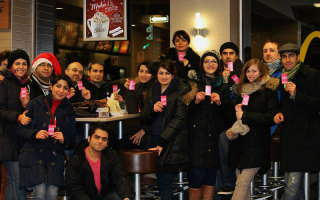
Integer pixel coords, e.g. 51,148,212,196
279,43,300,55
7,49,30,69
31,53,62,75
201,50,222,69
219,42,239,55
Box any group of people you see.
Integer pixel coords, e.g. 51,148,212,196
0,29,319,200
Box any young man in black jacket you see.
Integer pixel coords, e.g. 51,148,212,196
66,123,132,200
274,43,320,199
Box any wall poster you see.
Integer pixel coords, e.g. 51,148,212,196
84,0,127,41
0,0,10,29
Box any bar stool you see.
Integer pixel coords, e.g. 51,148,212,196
268,130,284,200
118,149,157,200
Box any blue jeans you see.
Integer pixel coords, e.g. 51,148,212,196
219,130,236,187
281,172,305,200
3,161,26,200
156,172,173,200
30,183,58,200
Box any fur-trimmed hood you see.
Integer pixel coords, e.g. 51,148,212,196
265,76,280,91
182,81,198,105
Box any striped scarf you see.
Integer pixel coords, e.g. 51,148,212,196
282,62,301,81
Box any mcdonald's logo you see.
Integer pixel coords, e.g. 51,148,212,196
300,31,320,62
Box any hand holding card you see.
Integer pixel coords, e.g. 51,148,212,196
77,81,83,90
227,62,233,71
231,75,239,84
205,85,211,96
129,80,135,90
161,95,167,106
178,52,184,61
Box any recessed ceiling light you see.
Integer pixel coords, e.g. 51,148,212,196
314,3,320,7
131,24,136,27
56,7,63,10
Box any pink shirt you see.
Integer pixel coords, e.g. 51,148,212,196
85,149,101,193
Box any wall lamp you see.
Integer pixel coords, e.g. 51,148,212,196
192,12,208,37
192,12,208,52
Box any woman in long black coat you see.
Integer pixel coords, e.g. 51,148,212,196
0,49,31,200
141,59,193,200
188,51,232,199
226,58,279,200
18,74,76,200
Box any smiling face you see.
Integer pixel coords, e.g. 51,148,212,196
203,56,218,78
12,58,28,78
51,79,69,100
34,62,53,80
263,42,280,63
88,128,109,152
157,67,174,88
246,64,261,83
174,35,189,52
281,52,300,71
65,62,83,82
138,64,152,83
88,64,104,83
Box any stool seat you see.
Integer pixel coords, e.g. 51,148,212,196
118,149,157,174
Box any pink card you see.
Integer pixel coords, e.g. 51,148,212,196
20,87,27,98
66,92,71,99
205,85,211,96
113,85,118,92
227,62,233,71
129,80,135,90
281,74,288,84
178,52,184,61
242,95,250,106
231,75,239,84
161,95,167,106
77,81,83,90
48,125,55,136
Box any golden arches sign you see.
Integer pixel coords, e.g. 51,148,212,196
300,31,320,62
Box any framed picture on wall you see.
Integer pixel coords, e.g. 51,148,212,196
0,0,10,29
83,0,127,41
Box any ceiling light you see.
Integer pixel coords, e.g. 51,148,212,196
314,3,320,7
56,7,63,10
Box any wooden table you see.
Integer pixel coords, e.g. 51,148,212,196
76,113,140,139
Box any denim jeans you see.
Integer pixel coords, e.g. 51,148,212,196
30,183,58,200
156,171,173,200
3,161,26,200
219,130,236,187
281,172,305,200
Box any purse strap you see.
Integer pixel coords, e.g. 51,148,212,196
44,96,54,125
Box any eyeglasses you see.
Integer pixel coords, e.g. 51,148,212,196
204,60,217,64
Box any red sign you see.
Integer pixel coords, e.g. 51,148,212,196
84,0,127,41
0,0,10,29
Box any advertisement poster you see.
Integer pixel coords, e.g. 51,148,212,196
84,0,127,41
0,0,10,29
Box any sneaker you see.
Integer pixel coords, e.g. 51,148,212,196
217,185,235,195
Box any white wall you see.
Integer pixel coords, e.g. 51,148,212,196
170,0,231,55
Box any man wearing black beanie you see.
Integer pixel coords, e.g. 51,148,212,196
217,42,243,196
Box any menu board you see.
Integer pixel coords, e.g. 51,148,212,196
84,0,127,41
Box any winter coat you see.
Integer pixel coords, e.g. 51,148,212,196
165,47,200,80
17,94,76,188
141,78,192,171
0,72,28,161
278,63,320,172
188,74,232,168
66,140,132,200
125,80,154,114
228,77,279,172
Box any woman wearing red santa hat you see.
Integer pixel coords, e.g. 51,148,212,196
29,53,62,100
